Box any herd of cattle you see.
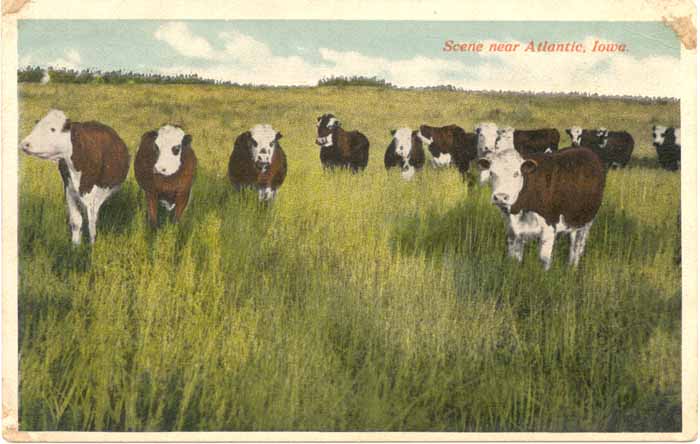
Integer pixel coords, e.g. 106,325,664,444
20,109,681,269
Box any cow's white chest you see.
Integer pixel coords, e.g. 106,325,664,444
431,152,452,168
508,211,547,238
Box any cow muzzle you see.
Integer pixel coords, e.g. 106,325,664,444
256,161,270,173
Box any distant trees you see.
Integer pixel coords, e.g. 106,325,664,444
17,66,234,86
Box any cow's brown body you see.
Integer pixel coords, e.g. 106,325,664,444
58,121,130,195
513,128,560,155
510,147,605,227
419,124,477,179
134,130,197,226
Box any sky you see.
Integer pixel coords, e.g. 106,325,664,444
18,20,681,97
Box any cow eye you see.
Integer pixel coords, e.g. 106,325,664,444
172,146,180,155
269,142,273,147
513,171,519,178
50,128,56,132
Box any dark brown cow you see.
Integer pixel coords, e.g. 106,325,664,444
417,124,477,180
513,128,560,155
653,125,681,171
229,124,287,202
478,140,605,270
20,109,130,244
384,127,426,180
135,125,197,227
316,114,369,172
566,126,634,168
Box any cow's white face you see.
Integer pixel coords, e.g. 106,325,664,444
652,125,667,145
20,109,72,161
495,127,515,151
154,125,186,176
251,124,280,170
596,128,609,147
567,126,583,146
316,115,338,147
478,149,527,209
392,128,413,168
475,122,499,157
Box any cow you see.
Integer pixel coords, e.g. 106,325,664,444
566,126,634,168
134,124,197,227
315,114,369,172
475,122,503,184
477,128,605,270
229,124,288,202
20,109,130,244
514,128,560,155
565,126,598,148
652,125,681,171
416,124,477,181
384,127,426,180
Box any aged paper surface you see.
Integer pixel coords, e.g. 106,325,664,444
1,0,697,441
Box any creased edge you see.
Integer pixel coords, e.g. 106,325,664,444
2,0,30,16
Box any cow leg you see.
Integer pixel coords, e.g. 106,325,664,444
507,231,524,262
146,192,159,228
85,187,112,244
258,187,275,202
568,222,592,267
539,226,556,270
173,191,191,223
65,187,83,245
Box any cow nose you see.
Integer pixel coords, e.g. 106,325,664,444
493,193,509,205
20,142,31,153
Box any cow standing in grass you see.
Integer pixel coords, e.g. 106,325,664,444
315,114,370,172
20,109,130,244
416,124,477,181
229,124,288,202
478,128,605,270
653,125,681,171
134,124,197,227
566,126,634,168
384,128,426,180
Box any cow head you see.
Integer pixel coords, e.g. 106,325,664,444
20,109,73,161
475,122,499,156
390,127,415,171
316,114,340,147
477,148,531,210
596,128,609,148
566,126,583,146
652,125,668,146
250,124,282,172
153,125,191,176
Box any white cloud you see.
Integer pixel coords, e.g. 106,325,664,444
49,49,81,70
154,22,219,60
154,23,679,97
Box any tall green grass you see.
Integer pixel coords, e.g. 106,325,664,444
17,84,680,432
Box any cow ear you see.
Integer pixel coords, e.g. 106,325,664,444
334,120,341,128
390,129,397,136
565,128,571,136
62,119,71,132
474,126,481,135
275,132,283,141
477,158,491,170
182,134,192,146
521,159,538,175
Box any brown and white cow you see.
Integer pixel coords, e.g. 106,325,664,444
316,114,369,172
229,124,288,202
20,109,130,244
416,124,477,180
478,128,605,270
384,127,426,180
134,125,197,227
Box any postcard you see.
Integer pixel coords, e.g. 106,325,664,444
1,0,697,441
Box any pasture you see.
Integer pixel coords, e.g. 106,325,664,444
17,83,681,432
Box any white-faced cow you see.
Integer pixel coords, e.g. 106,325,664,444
316,114,369,172
229,124,288,202
416,124,477,181
384,127,426,180
652,125,681,171
134,124,197,227
478,128,605,270
566,126,634,168
20,109,130,244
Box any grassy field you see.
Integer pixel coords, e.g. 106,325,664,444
17,83,681,432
